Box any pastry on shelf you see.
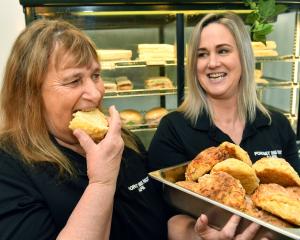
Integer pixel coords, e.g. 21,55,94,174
251,40,278,57
119,109,144,128
144,107,168,127
103,77,117,92
137,44,175,60
144,76,174,89
96,49,132,61
116,76,133,90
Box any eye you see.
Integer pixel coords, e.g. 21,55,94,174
218,48,230,55
197,51,208,58
64,78,81,86
92,73,101,81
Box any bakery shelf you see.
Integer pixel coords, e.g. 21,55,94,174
104,87,177,98
256,78,299,89
255,55,299,62
100,55,298,70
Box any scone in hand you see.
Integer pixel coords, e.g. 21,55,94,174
69,109,108,142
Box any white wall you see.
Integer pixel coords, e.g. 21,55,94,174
0,0,25,83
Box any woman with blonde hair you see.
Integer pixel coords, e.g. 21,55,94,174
148,12,299,239
0,19,167,240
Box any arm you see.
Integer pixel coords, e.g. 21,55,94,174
57,105,124,240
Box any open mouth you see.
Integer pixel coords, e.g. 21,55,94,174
207,72,227,81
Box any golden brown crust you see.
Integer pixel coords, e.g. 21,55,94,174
243,196,293,228
219,141,252,166
178,171,246,211
252,183,300,226
252,157,300,187
185,146,230,181
69,109,108,142
211,158,259,194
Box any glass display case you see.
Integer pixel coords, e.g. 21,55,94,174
19,0,300,148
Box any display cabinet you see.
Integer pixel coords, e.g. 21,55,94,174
19,0,300,148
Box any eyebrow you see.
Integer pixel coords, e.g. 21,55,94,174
197,43,232,51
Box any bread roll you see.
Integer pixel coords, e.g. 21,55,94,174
119,109,143,128
69,109,108,142
144,107,168,127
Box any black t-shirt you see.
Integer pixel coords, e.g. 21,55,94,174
148,109,300,174
0,142,168,240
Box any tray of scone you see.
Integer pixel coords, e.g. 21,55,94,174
149,142,300,240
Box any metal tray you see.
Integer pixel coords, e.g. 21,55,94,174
149,162,300,240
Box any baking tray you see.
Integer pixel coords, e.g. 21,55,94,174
149,162,300,240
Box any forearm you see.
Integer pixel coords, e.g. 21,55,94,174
57,183,116,240
168,214,200,240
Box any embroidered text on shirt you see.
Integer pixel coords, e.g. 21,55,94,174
128,176,149,192
253,149,282,157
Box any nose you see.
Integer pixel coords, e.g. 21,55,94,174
82,79,102,101
207,53,220,68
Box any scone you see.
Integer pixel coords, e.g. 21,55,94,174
211,158,259,194
252,157,300,186
185,146,230,181
219,142,252,166
69,109,108,142
252,183,300,226
243,195,293,228
178,171,246,211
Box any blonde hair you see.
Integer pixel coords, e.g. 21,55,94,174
178,12,270,125
0,19,139,175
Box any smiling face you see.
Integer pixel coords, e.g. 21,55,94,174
197,22,242,101
42,44,104,145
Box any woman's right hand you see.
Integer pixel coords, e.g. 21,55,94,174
194,214,266,240
73,105,124,186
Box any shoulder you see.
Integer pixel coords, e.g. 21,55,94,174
269,110,290,124
159,110,188,129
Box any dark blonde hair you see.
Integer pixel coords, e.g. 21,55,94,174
0,19,139,175
179,12,270,125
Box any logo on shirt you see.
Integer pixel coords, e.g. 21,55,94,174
128,176,149,192
254,149,282,157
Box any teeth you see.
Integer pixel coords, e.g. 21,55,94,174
208,73,225,78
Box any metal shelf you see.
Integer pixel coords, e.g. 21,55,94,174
101,55,299,70
101,59,177,70
255,55,299,62
104,87,177,98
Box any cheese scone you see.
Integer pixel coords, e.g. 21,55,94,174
177,171,246,211
252,157,300,187
185,146,230,181
219,142,252,166
252,183,300,226
243,195,293,228
211,158,259,194
69,109,108,142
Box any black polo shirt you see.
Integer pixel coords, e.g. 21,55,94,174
0,143,168,240
148,109,300,174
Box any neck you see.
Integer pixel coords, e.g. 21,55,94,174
208,97,245,144
209,97,240,124
55,137,86,156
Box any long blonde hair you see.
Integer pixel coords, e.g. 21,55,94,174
178,12,270,125
0,19,139,175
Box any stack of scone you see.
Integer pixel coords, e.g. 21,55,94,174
251,41,278,57
176,141,300,228
96,49,132,61
137,44,175,61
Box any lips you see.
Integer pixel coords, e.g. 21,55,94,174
207,72,227,81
